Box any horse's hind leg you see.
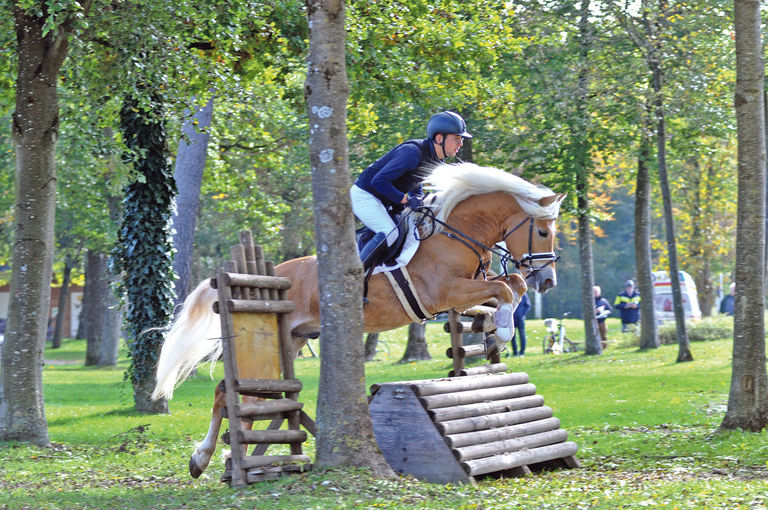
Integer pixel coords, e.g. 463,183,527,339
189,382,226,478
189,382,257,479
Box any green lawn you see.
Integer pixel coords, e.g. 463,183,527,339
2,317,767,509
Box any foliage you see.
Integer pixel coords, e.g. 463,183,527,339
112,92,176,392
657,316,734,345
4,326,768,508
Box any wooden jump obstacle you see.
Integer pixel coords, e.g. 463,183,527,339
444,306,507,377
213,231,315,486
369,372,580,484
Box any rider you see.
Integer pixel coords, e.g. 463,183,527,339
350,111,472,267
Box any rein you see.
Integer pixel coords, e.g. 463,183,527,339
414,207,559,281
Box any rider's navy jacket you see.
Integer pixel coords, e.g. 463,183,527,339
354,138,442,209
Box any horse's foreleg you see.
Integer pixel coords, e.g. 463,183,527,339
493,274,528,342
189,382,227,478
446,275,527,342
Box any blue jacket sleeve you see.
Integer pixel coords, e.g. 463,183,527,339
370,144,422,204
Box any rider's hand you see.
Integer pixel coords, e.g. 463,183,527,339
407,195,424,210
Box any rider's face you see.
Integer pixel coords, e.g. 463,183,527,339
438,134,464,158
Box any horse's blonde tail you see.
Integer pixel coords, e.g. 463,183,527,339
152,279,222,401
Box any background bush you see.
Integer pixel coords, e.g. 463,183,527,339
658,315,733,344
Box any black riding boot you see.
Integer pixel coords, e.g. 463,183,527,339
359,231,387,269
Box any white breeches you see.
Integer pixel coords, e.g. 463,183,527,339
350,184,399,246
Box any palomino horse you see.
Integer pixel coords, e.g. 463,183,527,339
152,162,565,478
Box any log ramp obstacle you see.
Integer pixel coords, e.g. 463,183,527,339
213,231,577,486
369,372,580,484
212,231,315,486
368,304,580,484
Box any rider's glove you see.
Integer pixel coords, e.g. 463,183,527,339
407,196,424,210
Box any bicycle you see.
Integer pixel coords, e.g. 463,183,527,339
542,312,580,354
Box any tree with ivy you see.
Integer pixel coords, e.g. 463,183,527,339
113,91,176,414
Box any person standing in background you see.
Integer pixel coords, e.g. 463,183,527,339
594,286,612,349
615,279,641,333
509,292,531,357
719,282,735,316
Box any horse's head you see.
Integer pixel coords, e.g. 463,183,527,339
502,194,565,294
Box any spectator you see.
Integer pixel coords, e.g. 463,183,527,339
719,282,735,316
594,286,612,349
509,292,531,357
614,279,641,333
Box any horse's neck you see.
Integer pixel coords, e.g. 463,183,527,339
445,192,521,247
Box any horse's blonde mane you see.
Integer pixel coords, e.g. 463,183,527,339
425,163,561,228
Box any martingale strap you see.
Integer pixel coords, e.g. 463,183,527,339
384,267,434,323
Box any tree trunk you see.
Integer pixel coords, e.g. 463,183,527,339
116,92,175,414
84,251,120,366
51,256,75,349
171,96,213,309
575,0,600,355
720,0,768,432
0,7,74,447
399,322,431,363
635,106,659,349
305,0,393,477
649,17,692,362
364,332,379,362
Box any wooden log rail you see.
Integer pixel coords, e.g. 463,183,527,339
462,442,579,477
412,372,529,396
445,416,562,448
449,363,508,377
418,383,538,410
436,405,554,436
428,394,545,422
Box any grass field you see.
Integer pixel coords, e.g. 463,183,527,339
2,317,768,509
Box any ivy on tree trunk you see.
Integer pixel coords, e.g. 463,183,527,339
114,92,176,414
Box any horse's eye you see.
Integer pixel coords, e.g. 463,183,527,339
538,229,549,238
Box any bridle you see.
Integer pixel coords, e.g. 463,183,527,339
414,208,559,281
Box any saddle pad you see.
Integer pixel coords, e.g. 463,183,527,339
371,215,420,275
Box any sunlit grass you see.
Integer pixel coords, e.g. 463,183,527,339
2,319,766,509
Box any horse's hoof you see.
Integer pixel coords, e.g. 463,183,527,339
189,458,204,479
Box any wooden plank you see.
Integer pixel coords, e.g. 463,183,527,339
448,309,464,377
236,378,303,395
418,383,538,410
453,429,569,462
436,405,553,436
300,410,317,437
412,373,529,397
216,268,247,488
232,312,281,381
445,417,561,448
222,272,292,291
450,363,508,377
462,441,579,477
252,418,284,456
227,299,295,314
238,399,303,418
369,383,471,484
241,455,312,470
239,429,307,445
446,344,486,359
428,394,545,423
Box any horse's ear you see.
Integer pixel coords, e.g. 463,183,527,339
556,193,567,204
538,194,559,207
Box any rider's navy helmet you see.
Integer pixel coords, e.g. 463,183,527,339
427,111,472,139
